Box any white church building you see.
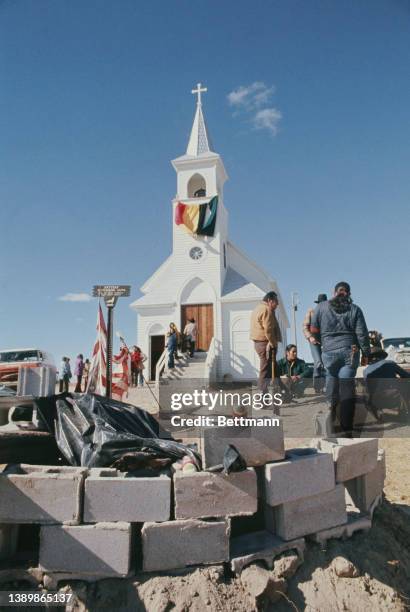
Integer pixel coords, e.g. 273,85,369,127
130,84,288,382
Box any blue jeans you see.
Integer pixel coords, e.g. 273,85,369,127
322,347,359,434
310,342,325,390
168,350,175,369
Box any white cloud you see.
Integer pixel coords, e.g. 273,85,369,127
58,293,92,303
227,82,275,110
252,108,282,136
227,82,281,137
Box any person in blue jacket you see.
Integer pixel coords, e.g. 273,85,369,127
166,328,177,370
311,281,370,435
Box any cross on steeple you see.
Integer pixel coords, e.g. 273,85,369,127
191,82,207,106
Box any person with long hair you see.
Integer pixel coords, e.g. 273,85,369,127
169,323,181,360
166,326,177,370
130,345,146,387
311,282,370,436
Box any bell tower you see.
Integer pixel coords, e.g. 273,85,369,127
171,84,229,295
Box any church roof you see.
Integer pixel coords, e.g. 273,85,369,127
221,268,265,302
186,102,213,156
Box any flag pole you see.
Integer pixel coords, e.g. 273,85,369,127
104,297,117,399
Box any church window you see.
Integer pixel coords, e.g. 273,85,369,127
223,243,226,268
188,173,206,198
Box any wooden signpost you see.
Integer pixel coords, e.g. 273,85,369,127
92,285,131,398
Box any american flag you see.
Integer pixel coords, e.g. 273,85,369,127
112,345,131,401
87,303,131,400
86,303,107,395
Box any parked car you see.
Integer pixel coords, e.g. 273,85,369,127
381,337,410,372
0,348,56,390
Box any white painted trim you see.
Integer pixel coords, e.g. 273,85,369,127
131,302,177,311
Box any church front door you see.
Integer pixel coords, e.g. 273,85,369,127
181,304,214,352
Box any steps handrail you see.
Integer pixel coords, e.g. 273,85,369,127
204,337,220,382
154,348,167,386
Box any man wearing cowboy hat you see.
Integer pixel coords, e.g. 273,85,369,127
303,293,327,393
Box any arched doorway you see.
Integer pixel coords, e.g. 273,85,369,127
148,324,165,380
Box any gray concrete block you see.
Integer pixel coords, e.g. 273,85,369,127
308,513,372,546
263,449,335,506
174,469,257,519
0,524,19,561
84,473,170,522
39,523,131,576
345,449,385,512
316,438,378,482
274,484,347,541
201,421,285,468
87,468,117,477
0,465,86,524
263,503,276,534
142,519,230,572
230,530,305,573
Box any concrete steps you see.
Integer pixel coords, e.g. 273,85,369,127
164,352,207,380
126,352,208,412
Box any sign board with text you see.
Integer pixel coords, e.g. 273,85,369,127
92,285,131,298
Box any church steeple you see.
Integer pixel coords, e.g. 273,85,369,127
172,83,227,200
186,83,213,156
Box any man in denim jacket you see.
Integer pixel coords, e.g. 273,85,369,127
310,282,370,435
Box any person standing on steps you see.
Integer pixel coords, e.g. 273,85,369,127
166,329,178,370
184,318,198,357
169,323,181,360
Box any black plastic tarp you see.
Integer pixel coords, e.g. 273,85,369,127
35,392,201,469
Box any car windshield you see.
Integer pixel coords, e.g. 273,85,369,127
0,350,40,363
383,338,410,350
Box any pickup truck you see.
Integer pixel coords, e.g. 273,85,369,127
381,337,410,373
0,348,56,390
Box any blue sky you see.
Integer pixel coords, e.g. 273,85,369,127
1,0,409,363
